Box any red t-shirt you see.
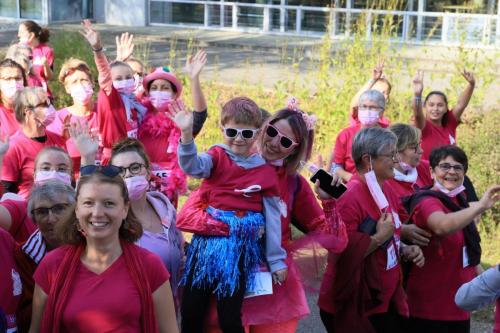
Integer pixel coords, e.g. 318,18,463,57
34,245,169,333
421,111,459,160
0,199,36,243
0,228,22,332
336,174,404,315
0,104,20,136
97,87,139,164
31,44,54,96
198,146,280,212
406,196,476,320
1,130,66,198
47,106,101,172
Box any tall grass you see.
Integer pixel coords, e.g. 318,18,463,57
47,10,499,265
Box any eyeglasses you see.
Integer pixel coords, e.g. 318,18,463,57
438,163,464,173
223,127,259,140
80,165,122,177
404,142,422,154
31,203,70,220
265,124,299,149
378,152,399,163
116,163,146,176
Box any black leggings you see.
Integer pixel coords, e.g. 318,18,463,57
181,265,246,333
406,317,470,333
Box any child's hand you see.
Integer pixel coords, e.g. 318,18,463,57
69,121,99,159
80,19,102,50
168,100,193,133
272,268,288,285
116,32,134,61
185,50,207,80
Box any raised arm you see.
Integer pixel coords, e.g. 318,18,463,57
79,19,112,95
185,50,208,113
411,70,426,130
451,69,475,122
427,185,500,236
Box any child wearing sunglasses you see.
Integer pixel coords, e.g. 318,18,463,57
172,97,287,333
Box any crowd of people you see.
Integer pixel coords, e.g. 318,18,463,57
0,19,499,333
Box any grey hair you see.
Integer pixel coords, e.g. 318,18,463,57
5,43,32,59
27,181,76,222
13,86,46,124
352,127,397,171
358,89,386,110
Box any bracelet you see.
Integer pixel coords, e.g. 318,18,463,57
92,47,103,53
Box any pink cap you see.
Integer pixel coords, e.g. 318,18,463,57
143,67,183,98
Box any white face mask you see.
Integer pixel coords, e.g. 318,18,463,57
394,167,418,183
434,179,465,197
113,79,135,95
365,155,389,210
70,84,93,105
0,80,24,100
358,109,380,126
149,90,173,111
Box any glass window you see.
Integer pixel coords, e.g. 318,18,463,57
20,0,42,19
0,0,17,18
51,0,93,21
150,1,204,25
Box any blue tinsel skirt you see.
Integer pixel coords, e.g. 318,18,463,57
181,206,265,298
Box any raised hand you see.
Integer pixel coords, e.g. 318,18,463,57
461,69,475,86
412,70,424,96
185,50,207,80
116,32,135,61
79,19,102,50
168,99,193,132
61,113,73,140
478,185,500,210
372,58,385,82
69,121,99,159
0,133,10,156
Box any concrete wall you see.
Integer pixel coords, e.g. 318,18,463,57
104,0,147,26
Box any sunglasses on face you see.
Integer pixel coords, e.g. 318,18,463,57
265,124,298,149
80,165,122,177
223,127,259,139
31,203,70,220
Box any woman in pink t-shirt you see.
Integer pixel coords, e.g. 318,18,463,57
0,58,27,136
47,58,101,173
29,168,179,333
17,20,54,97
411,69,476,161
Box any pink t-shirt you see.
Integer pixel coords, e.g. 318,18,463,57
0,199,36,243
1,130,66,198
47,106,101,172
34,245,169,333
421,110,459,160
31,43,54,96
0,228,21,332
0,104,20,136
406,196,476,320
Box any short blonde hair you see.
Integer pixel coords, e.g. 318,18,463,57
14,87,47,123
389,123,421,152
58,57,92,84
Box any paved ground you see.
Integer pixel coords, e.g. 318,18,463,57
0,21,496,332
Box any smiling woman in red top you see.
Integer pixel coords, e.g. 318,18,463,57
28,168,179,333
411,69,475,161
404,145,500,333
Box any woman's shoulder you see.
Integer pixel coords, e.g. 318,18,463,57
38,246,74,270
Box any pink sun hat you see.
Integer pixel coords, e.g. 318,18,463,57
142,66,183,99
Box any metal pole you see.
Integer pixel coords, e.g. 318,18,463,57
416,0,425,41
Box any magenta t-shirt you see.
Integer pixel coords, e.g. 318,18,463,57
0,105,20,136
1,130,66,198
0,228,21,332
34,245,169,333
31,43,54,96
421,111,459,160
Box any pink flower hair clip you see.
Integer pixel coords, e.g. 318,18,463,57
286,97,317,131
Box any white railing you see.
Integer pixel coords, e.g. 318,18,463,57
149,0,500,48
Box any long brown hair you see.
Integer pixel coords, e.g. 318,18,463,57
56,172,142,245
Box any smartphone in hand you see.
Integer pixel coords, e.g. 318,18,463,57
310,169,347,199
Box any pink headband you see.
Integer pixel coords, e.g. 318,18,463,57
286,97,317,131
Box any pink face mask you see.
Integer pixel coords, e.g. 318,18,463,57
133,74,144,96
434,179,465,197
34,170,72,185
124,175,149,201
113,79,135,95
70,84,93,105
39,104,56,127
358,109,380,126
149,90,173,111
0,80,24,100
365,156,389,210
